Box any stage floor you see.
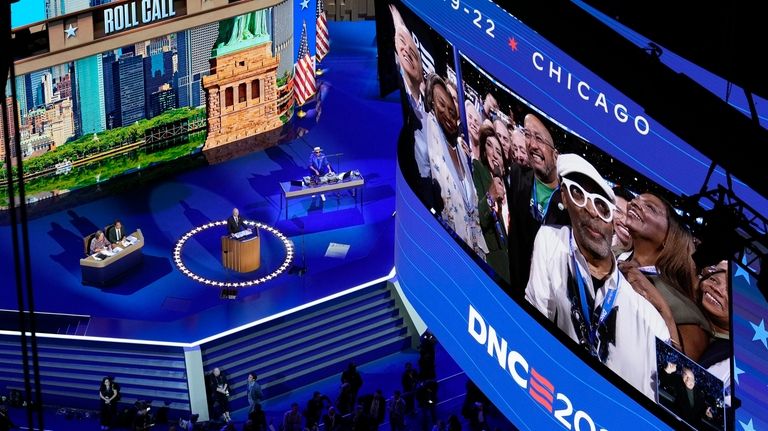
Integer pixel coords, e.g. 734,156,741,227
0,21,402,343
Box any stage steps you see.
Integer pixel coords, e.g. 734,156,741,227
0,336,190,412
200,281,413,414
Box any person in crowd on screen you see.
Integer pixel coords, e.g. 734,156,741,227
505,113,569,294
209,367,232,422
473,124,510,284
282,402,302,431
464,101,482,160
493,119,512,173
401,362,419,416
525,154,670,399
323,405,344,431
390,4,431,199
309,146,334,178
90,230,112,255
482,92,499,123
696,261,731,390
227,208,246,235
390,4,424,114
107,219,127,245
611,187,634,261
672,367,708,428
509,127,529,168
425,74,488,257
99,376,119,430
659,359,681,402
617,192,711,361
246,372,263,414
446,79,460,123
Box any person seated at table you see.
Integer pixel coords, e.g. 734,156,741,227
107,219,127,245
227,208,247,235
90,230,111,254
309,146,334,178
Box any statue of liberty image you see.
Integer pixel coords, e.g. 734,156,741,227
213,9,271,57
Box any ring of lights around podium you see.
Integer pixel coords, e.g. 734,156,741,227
173,220,294,287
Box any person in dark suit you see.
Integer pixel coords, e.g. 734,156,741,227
107,220,127,245
227,208,246,235
673,367,707,428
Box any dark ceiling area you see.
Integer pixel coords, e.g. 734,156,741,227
582,1,767,101
497,0,768,200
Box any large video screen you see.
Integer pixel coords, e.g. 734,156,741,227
2,8,294,210
382,1,740,429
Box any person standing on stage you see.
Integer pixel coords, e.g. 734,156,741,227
99,376,119,430
309,146,334,178
246,372,263,415
227,208,246,235
209,367,232,422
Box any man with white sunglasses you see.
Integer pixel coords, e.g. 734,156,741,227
525,153,670,400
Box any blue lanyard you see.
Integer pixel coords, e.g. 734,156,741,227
570,236,619,353
530,180,558,222
487,193,507,247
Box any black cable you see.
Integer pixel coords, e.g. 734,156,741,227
1,2,44,427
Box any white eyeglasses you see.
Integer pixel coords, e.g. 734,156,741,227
560,177,615,223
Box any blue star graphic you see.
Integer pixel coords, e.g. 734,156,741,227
739,418,755,431
751,319,768,349
734,359,745,385
300,0,309,9
734,255,751,282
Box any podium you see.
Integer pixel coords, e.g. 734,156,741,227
221,229,261,273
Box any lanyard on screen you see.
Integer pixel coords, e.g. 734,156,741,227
570,235,619,355
530,180,558,222
487,193,507,247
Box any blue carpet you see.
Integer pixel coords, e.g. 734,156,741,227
0,21,401,343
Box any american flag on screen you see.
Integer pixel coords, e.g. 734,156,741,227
294,21,316,106
315,0,329,63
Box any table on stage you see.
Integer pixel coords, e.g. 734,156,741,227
80,230,144,286
279,172,365,219
222,228,261,273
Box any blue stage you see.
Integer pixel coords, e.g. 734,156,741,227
0,21,400,343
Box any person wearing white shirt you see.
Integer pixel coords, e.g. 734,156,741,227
525,154,670,399
425,74,487,257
